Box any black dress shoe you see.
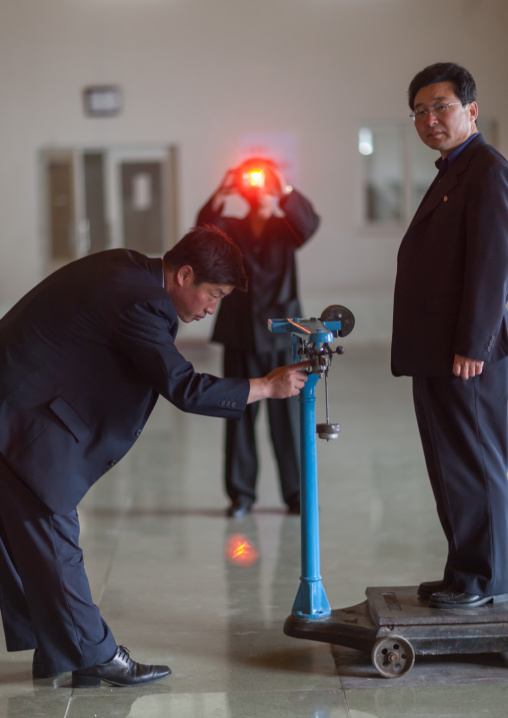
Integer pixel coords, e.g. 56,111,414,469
71,646,171,687
32,649,61,679
417,579,450,599
429,590,508,609
226,500,252,518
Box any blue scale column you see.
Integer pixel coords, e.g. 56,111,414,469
290,334,331,618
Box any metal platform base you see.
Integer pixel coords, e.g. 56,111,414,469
284,586,508,677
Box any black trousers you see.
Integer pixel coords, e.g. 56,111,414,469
413,357,508,596
223,348,301,506
0,455,117,674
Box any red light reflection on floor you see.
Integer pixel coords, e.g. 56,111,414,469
224,533,259,567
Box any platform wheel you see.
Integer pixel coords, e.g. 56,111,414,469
371,635,415,678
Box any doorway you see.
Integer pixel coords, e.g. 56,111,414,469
40,145,180,274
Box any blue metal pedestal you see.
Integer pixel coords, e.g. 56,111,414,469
291,369,330,619
269,313,343,620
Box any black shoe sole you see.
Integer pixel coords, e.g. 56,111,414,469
429,593,508,609
71,669,171,688
226,504,252,518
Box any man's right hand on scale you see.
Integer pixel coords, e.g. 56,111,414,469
247,361,311,403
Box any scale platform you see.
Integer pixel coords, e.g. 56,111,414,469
284,586,508,677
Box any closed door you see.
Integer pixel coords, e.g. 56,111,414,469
47,155,76,261
120,161,164,255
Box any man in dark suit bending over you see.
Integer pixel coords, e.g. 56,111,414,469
392,63,508,608
0,226,309,686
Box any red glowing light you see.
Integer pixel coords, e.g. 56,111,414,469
242,169,265,189
224,533,259,566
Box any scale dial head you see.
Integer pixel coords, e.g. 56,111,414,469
320,305,355,337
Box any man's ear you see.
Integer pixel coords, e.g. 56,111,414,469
175,265,194,287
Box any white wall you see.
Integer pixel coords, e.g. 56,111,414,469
1,0,507,344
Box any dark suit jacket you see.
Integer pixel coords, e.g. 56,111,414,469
0,250,249,514
392,134,508,377
197,189,320,352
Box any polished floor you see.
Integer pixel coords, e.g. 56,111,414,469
1,344,508,717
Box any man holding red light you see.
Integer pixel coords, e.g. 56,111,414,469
197,158,320,518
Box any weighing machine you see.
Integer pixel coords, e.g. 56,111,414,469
269,306,508,678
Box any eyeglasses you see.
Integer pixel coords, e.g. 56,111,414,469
409,102,463,122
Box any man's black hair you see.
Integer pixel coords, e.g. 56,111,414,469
408,62,477,110
163,225,248,291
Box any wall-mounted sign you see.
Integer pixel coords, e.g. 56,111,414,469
83,86,123,117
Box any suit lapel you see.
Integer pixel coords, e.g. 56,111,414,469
407,134,485,232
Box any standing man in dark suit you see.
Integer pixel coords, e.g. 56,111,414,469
0,226,309,686
392,62,508,608
197,158,320,518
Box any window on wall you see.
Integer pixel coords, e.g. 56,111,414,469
358,119,497,226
